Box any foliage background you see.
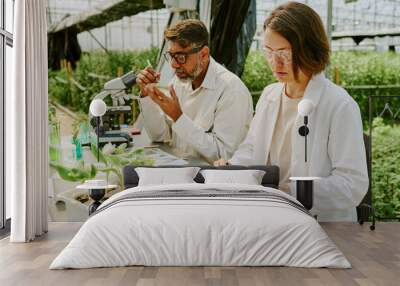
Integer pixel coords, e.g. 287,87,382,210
48,48,159,118
370,118,400,218
49,49,400,219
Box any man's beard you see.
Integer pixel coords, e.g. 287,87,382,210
175,59,202,84
176,76,192,84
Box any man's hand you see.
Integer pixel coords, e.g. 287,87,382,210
145,85,183,122
136,67,160,97
213,158,228,166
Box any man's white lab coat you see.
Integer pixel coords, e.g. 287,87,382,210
139,57,253,163
229,73,369,221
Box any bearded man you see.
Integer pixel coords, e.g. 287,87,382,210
136,19,253,163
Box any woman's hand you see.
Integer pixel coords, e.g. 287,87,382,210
213,158,228,166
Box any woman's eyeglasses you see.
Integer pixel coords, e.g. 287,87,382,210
262,47,292,65
164,45,204,65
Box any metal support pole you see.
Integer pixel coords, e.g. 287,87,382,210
96,116,100,162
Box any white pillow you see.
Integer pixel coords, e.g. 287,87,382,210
135,167,201,186
200,169,266,185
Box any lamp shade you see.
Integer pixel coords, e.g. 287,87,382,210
298,99,314,116
89,99,107,117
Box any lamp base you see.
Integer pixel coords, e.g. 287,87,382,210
88,188,105,215
295,180,313,210
290,177,319,210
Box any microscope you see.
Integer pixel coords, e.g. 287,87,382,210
89,71,138,147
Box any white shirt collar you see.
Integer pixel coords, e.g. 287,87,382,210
199,57,217,90
269,72,326,107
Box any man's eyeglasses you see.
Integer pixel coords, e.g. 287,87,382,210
164,45,204,65
262,47,292,65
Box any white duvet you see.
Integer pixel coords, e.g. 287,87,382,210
50,183,351,269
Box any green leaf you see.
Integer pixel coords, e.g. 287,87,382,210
91,143,107,164
115,143,127,154
107,155,123,167
50,162,91,182
90,164,97,178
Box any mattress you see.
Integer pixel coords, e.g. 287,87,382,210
50,183,351,269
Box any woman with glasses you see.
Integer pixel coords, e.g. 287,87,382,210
215,2,368,222
136,19,253,163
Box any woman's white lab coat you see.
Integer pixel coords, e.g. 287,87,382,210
229,73,369,221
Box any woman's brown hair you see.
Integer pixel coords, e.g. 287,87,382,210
264,1,330,78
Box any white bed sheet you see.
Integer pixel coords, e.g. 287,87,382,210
50,183,350,269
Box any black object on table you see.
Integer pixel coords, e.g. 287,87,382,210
88,188,106,215
295,180,313,210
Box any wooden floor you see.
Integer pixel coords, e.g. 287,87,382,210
0,222,399,286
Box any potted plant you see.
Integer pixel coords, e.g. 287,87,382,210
50,144,155,205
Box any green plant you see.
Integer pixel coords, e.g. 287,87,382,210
50,145,155,188
48,48,159,123
71,112,89,144
50,160,97,182
48,49,400,218
48,105,57,123
91,144,155,187
241,51,276,106
48,69,72,106
48,105,61,162
329,51,400,127
370,117,400,219
241,50,400,122
241,51,275,91
49,49,400,123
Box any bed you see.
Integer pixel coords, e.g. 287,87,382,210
49,165,350,269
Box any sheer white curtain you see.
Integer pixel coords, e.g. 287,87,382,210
7,0,48,242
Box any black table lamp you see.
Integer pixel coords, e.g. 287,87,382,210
292,99,317,211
